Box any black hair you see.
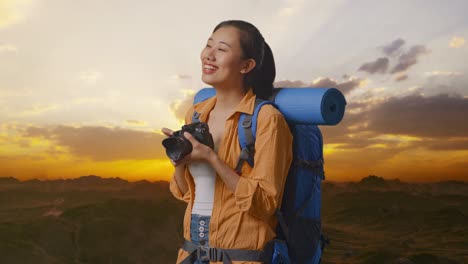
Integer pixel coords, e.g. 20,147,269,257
213,20,275,100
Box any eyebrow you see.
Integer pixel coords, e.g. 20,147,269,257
208,38,231,48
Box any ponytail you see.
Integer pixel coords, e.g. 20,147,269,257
250,42,275,100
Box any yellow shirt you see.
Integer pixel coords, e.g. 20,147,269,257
169,89,293,264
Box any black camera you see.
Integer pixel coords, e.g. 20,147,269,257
162,122,214,162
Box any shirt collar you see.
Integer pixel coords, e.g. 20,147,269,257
193,89,256,122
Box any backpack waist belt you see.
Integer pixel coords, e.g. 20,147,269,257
180,240,267,264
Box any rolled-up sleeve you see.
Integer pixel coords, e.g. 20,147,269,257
168,105,195,203
234,106,293,221
169,169,191,203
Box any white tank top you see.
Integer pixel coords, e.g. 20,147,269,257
189,145,218,216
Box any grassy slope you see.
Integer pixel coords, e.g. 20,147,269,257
0,176,466,264
321,182,468,264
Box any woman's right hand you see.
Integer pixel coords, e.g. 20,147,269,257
162,127,189,195
161,127,190,167
161,127,176,166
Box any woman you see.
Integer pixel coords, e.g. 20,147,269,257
162,20,293,264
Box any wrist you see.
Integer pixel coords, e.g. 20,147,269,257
174,162,186,170
207,149,218,166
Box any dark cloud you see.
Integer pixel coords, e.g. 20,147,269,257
390,45,430,74
320,110,369,145
23,126,168,161
26,126,54,140
274,78,363,95
318,98,381,149
18,139,30,148
320,110,410,165
358,57,389,74
275,77,363,95
366,93,468,138
424,138,468,151
382,38,405,56
346,101,370,109
421,72,467,97
357,40,430,77
310,77,362,95
322,91,468,153
169,80,468,154
395,74,408,82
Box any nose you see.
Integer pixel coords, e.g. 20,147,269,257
205,48,215,61
206,54,214,62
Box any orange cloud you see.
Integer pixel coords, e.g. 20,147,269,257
0,124,175,181
23,125,168,161
2,89,468,183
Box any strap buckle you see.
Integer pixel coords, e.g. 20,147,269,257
242,119,252,128
239,147,250,160
210,247,219,261
197,246,218,262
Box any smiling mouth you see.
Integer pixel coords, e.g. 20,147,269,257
203,64,218,74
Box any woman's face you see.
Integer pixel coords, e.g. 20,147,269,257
200,26,249,87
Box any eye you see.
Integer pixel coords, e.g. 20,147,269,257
218,48,226,52
205,44,211,48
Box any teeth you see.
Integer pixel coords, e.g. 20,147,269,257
204,65,217,70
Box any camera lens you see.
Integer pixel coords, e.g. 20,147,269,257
162,137,193,162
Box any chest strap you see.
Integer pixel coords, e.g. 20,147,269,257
180,240,267,264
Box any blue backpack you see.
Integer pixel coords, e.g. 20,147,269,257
191,89,331,264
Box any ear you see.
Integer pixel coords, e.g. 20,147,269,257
240,58,256,74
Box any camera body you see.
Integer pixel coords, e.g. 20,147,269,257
162,122,214,162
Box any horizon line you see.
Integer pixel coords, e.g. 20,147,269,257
0,175,466,184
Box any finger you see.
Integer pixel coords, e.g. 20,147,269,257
183,132,197,144
162,127,173,135
161,127,174,136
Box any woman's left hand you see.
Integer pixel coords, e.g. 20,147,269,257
172,132,215,166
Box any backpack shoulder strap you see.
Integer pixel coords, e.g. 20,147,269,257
191,111,201,123
235,99,274,173
192,88,216,124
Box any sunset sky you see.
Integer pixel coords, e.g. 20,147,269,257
1,0,467,182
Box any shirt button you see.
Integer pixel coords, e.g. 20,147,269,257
199,226,205,232
199,232,205,238
200,220,205,226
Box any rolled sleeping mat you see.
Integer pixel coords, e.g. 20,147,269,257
271,87,347,125
193,87,347,125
